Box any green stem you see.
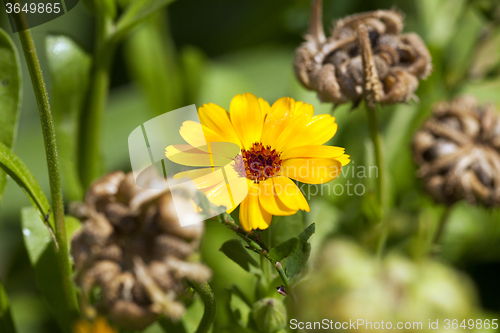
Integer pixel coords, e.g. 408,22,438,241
78,17,116,188
16,26,79,323
431,205,453,256
218,213,296,301
191,281,216,333
275,262,296,301
366,105,387,258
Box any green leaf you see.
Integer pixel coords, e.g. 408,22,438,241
21,207,79,333
268,237,300,263
285,223,315,280
0,278,17,333
0,142,53,230
220,239,259,273
228,290,252,329
0,27,22,205
115,0,177,41
267,212,305,248
46,35,91,201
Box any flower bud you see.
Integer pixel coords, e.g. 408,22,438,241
251,298,287,333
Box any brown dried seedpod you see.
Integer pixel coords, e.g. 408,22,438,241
71,171,211,331
413,96,500,207
294,0,432,108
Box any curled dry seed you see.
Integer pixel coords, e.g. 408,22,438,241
413,95,500,207
294,0,432,108
71,171,212,331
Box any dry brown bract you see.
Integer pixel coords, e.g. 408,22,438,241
413,96,500,207
294,0,432,108
71,171,211,330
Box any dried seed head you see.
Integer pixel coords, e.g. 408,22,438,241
71,171,212,331
413,96,500,207
294,1,432,108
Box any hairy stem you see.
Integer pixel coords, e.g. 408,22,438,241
16,26,79,324
192,281,217,333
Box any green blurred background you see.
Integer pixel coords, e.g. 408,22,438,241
1,0,500,331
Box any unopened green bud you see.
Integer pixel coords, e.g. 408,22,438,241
251,298,287,333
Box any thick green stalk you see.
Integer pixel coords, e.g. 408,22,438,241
16,27,79,322
192,281,217,333
78,17,115,188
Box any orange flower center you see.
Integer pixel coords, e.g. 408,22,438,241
239,142,282,183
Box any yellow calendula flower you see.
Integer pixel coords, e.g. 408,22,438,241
166,93,349,231
74,317,117,333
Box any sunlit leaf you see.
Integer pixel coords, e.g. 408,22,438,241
46,35,91,201
0,142,53,229
21,207,79,333
220,239,259,273
285,223,315,280
268,237,299,263
0,27,21,205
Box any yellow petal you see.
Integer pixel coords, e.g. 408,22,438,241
203,181,233,209
180,121,227,148
258,97,271,118
174,168,214,185
282,158,342,184
174,168,226,189
294,101,314,118
239,182,272,231
165,144,232,167
198,103,242,147
336,154,351,166
272,176,310,212
282,145,345,160
281,115,338,151
271,111,313,150
229,93,264,149
261,97,295,146
258,178,296,216
198,167,247,211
